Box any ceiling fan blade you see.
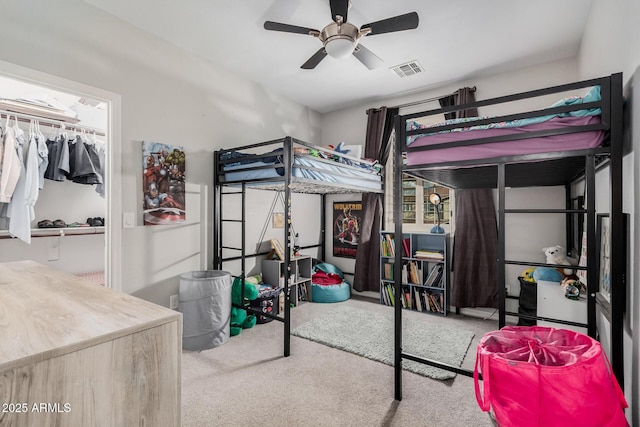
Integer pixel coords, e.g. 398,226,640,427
352,44,383,70
301,48,328,69
264,21,319,35
329,0,349,23
361,12,419,36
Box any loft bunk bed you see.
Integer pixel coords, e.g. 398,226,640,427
392,73,624,400
213,136,383,356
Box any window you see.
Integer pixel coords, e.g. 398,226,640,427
399,175,451,229
402,179,417,223
422,181,450,226
383,130,453,232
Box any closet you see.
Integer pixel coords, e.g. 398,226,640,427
0,74,108,284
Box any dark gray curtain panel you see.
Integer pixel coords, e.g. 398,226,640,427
454,87,478,118
451,188,498,308
353,106,397,292
439,87,478,120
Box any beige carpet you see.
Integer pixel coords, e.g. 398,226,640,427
181,298,497,426
292,305,474,380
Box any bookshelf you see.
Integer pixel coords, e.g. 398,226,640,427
380,231,450,316
262,256,312,307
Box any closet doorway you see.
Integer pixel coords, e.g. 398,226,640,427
0,60,122,290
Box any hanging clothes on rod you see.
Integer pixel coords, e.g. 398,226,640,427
68,131,103,186
0,116,40,244
0,115,21,204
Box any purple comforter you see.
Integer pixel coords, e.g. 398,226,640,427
406,115,604,166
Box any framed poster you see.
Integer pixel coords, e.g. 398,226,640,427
142,141,186,225
333,201,363,258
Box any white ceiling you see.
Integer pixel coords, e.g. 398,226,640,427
86,0,594,113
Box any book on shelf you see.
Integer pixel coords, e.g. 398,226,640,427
414,288,423,312
386,284,395,306
423,264,444,287
383,262,394,281
429,293,442,313
381,238,389,257
402,238,410,257
414,249,444,260
432,266,444,288
425,292,436,312
385,234,395,257
407,261,420,284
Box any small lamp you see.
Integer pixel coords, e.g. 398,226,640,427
429,192,445,234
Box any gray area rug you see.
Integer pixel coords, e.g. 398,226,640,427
292,305,474,380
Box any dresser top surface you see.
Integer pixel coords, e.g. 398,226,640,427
0,261,180,369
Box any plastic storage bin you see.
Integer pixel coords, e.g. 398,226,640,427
179,270,232,350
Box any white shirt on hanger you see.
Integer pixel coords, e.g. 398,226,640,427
0,126,21,203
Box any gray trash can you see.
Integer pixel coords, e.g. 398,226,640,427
179,270,232,351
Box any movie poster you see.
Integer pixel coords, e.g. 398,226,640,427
142,141,186,225
333,201,362,258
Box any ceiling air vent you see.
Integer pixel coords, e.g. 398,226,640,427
390,61,424,78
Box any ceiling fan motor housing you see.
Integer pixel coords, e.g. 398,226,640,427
320,22,359,58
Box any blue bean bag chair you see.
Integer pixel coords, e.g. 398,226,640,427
311,263,350,303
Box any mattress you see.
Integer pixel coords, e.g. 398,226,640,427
406,115,605,166
222,154,382,191
406,85,605,166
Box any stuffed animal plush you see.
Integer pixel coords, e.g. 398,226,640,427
542,245,578,275
230,277,259,336
532,267,565,283
520,268,536,283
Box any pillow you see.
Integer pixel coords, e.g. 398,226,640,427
313,263,344,279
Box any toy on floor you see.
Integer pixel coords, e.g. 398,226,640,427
230,277,259,336
542,245,577,275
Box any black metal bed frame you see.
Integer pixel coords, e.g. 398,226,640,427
213,136,383,356
392,73,624,401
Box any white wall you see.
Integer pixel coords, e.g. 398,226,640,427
0,0,322,306
578,1,640,424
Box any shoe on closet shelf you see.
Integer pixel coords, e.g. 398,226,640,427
67,222,90,228
37,219,55,229
86,217,104,227
53,219,67,228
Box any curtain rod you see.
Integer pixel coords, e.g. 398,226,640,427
0,109,106,136
392,86,477,110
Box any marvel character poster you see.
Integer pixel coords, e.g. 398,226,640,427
142,141,186,225
333,201,362,258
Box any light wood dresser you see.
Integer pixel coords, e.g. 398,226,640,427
0,261,182,427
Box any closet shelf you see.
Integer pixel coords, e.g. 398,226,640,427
0,226,105,239
0,107,105,136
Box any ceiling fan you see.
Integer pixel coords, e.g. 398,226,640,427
264,0,419,70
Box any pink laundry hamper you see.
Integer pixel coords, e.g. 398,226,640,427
474,326,628,427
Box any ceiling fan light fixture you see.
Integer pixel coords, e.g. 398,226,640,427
324,36,356,59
